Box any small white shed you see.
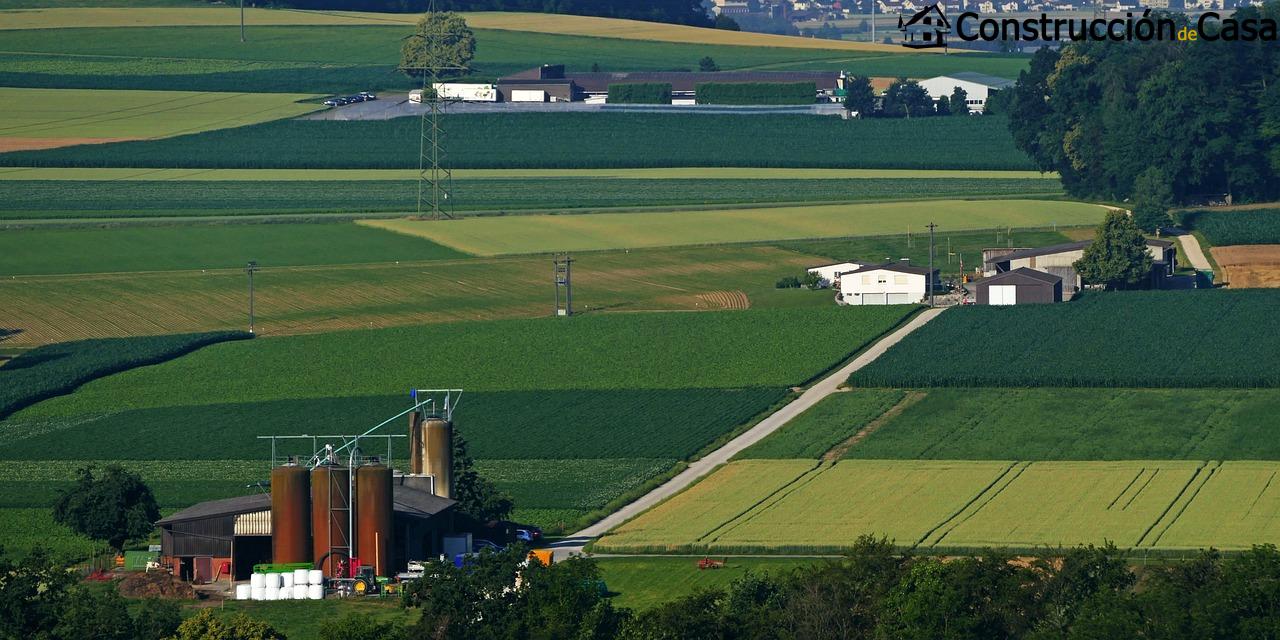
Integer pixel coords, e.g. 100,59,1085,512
806,262,862,288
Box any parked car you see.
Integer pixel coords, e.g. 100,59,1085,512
473,539,504,553
322,98,340,107
358,91,377,100
515,526,543,543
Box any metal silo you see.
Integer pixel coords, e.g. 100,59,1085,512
356,462,393,577
409,411,425,476
311,463,351,576
270,463,311,565
423,417,453,499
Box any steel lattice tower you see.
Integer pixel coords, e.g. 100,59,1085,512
404,1,470,220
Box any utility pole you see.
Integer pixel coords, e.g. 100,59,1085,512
870,0,876,43
554,253,573,317
927,223,937,307
246,260,258,333
240,0,246,43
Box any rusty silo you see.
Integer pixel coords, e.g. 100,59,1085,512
310,463,351,576
409,411,425,475
423,417,453,499
270,463,311,564
356,462,393,577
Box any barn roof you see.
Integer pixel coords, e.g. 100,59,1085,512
157,481,456,526
992,237,1172,264
975,267,1063,287
845,262,938,276
933,72,1016,89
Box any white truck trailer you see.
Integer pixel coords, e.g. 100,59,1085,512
410,83,498,103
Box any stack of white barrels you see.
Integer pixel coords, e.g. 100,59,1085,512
236,569,325,600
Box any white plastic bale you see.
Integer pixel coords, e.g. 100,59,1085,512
235,585,252,600
292,585,308,600
307,569,324,585
264,586,280,601
264,573,282,589
307,584,324,600
281,573,294,589
250,587,265,601
249,573,265,589
293,569,310,585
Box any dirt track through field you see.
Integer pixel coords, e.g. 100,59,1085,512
822,390,926,461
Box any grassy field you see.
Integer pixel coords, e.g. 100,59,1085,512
0,244,838,346
0,167,1060,180
851,290,1280,389
0,114,1036,170
364,200,1106,255
736,389,907,459
596,556,818,611
0,223,466,275
594,459,1280,553
0,176,1065,220
0,88,318,150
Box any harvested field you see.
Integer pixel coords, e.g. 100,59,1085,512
0,136,138,152
1212,245,1280,288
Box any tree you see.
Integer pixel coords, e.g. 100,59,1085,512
698,56,719,73
1074,210,1154,290
0,547,76,640
714,14,740,31
52,465,159,554
320,613,401,640
983,88,1011,115
452,432,513,523
950,86,970,115
399,12,475,79
132,599,182,640
1131,167,1174,233
935,94,952,116
882,79,933,118
843,75,876,117
53,586,133,640
171,610,285,640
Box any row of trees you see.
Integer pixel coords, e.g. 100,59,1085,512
391,536,1280,639
233,0,711,25
844,77,1006,119
1006,4,1280,207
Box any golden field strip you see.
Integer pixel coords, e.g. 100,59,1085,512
0,7,922,53
594,460,1280,553
0,168,1060,181
364,200,1105,256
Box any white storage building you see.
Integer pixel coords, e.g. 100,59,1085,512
838,263,938,305
806,262,863,288
918,72,1015,113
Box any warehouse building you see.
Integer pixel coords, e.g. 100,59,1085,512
157,477,457,583
985,239,1176,296
973,267,1063,305
496,65,843,103
918,72,1015,113
838,262,938,305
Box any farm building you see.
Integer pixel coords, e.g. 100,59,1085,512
807,261,863,288
156,477,458,583
497,65,841,103
838,263,938,305
972,267,1063,305
985,239,1176,296
918,72,1015,113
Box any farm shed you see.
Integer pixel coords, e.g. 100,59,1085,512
919,72,1015,113
496,65,582,102
501,66,841,103
973,267,1063,305
157,479,457,583
838,263,937,305
807,261,863,288
986,239,1176,296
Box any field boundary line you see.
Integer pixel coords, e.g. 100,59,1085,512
564,307,945,554
1106,467,1146,511
924,461,1028,547
1146,461,1221,548
1134,461,1211,548
821,390,924,461
699,461,827,544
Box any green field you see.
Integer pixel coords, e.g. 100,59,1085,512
0,176,1065,221
593,459,1280,553
0,244,833,346
0,88,318,141
851,290,1280,389
596,556,818,611
0,114,1036,170
736,389,906,459
0,223,466,275
1,307,911,538
0,167,1060,180
365,200,1105,255
1183,209,1280,246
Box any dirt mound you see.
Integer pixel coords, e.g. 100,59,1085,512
116,571,196,599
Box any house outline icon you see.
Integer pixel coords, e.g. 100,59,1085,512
898,4,951,49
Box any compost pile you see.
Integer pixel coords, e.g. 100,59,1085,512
117,572,196,599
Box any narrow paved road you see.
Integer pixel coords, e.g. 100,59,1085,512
1176,233,1213,272
551,307,945,559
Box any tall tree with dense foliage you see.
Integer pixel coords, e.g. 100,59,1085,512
452,433,514,523
843,75,877,117
1006,4,1280,204
950,85,970,115
882,79,934,118
1131,166,1175,232
936,94,952,116
1074,210,1155,289
52,465,159,553
698,56,720,72
399,12,476,79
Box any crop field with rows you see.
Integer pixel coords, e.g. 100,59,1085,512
851,290,1280,388
0,114,1035,170
1185,209,1280,246
736,389,907,459
0,331,248,418
594,460,1280,553
0,176,1064,221
364,200,1105,255
0,244,832,347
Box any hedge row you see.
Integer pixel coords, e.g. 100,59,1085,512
695,82,816,105
606,83,672,104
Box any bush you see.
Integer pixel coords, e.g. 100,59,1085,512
695,82,816,105
775,276,802,289
606,83,672,104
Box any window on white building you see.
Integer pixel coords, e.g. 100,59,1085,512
894,275,908,284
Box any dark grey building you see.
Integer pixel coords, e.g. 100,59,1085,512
973,267,1063,305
